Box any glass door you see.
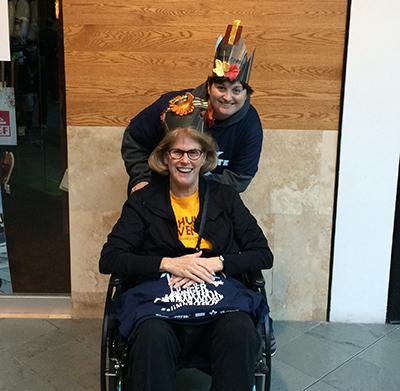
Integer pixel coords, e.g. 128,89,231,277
0,0,70,297
387,160,400,323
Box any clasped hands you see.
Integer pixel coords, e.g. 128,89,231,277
160,251,223,289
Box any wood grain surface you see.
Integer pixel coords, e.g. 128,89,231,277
62,0,348,129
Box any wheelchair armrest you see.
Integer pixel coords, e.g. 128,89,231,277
110,274,125,288
246,270,265,289
108,274,128,300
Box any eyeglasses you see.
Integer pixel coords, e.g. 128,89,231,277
168,148,203,161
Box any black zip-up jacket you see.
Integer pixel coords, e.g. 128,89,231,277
99,178,273,280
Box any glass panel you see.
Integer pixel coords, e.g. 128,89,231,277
387,161,400,322
0,0,70,295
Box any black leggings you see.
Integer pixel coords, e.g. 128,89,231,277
125,312,259,391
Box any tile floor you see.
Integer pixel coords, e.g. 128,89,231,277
0,318,399,391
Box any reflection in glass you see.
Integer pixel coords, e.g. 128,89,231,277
0,0,70,295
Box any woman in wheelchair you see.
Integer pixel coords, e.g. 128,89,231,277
99,126,273,391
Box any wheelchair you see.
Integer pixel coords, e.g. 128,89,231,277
100,271,272,391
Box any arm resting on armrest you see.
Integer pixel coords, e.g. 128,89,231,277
245,270,265,289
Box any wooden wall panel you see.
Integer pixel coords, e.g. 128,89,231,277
62,0,348,129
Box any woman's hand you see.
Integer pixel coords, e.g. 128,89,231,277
160,251,216,284
131,181,149,193
168,275,197,289
160,252,224,286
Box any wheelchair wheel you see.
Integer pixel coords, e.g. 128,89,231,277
254,314,271,391
100,281,125,391
262,315,272,391
254,354,271,391
101,324,124,391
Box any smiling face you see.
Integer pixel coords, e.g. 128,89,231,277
208,80,247,120
164,134,205,197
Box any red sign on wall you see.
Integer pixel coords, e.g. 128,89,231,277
0,111,11,137
0,87,17,145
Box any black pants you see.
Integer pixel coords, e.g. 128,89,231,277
125,312,259,391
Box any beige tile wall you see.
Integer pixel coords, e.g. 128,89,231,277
242,130,337,320
68,126,127,317
67,127,338,319
242,130,338,320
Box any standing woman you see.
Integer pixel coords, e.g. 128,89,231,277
122,20,263,194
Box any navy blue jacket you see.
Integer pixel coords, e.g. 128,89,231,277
121,84,263,193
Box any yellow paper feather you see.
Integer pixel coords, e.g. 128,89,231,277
228,20,241,45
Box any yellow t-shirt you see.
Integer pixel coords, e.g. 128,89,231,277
170,190,212,250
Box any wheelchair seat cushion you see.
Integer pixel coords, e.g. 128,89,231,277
114,273,269,342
